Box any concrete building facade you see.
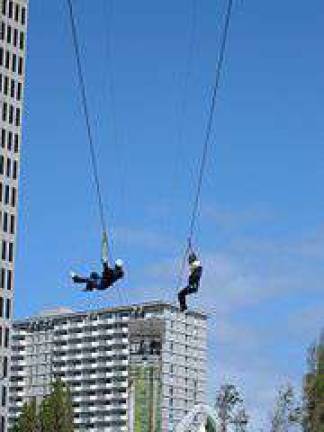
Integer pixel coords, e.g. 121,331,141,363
9,302,207,431
0,0,28,429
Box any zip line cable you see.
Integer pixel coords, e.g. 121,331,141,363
101,0,129,306
66,0,110,255
67,0,128,306
175,0,234,296
101,2,129,309
188,0,234,243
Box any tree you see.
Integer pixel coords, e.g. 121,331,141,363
215,383,249,432
303,335,324,432
206,416,216,432
13,379,74,432
13,399,38,432
39,379,74,432
232,408,249,432
270,384,301,432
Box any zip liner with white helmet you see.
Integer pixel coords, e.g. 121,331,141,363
70,234,124,293
175,0,234,312
66,0,124,293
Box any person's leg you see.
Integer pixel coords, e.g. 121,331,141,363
84,279,97,291
187,281,199,294
72,275,90,284
178,287,189,312
101,267,115,289
97,278,109,291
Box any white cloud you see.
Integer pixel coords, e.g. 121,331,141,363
203,204,275,230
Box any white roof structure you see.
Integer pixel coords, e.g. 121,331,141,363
175,404,219,432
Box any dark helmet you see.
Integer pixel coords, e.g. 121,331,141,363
188,253,197,264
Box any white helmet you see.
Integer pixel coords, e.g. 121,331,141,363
115,259,123,268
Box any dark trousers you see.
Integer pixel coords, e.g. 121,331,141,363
178,267,201,311
178,282,199,311
73,275,89,284
73,273,99,291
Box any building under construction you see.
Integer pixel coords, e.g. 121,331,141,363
9,302,207,431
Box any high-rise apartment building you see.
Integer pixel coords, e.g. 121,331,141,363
9,302,207,432
0,0,28,430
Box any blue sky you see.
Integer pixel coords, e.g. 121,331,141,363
16,0,324,428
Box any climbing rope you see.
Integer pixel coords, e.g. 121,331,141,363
175,0,235,295
66,0,110,258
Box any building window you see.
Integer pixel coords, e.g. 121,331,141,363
8,242,13,262
15,4,20,22
5,328,9,347
11,186,17,207
0,23,4,41
10,214,15,234
8,1,13,19
17,82,22,101
6,25,12,44
21,7,26,25
14,133,19,153
4,76,8,95
3,211,7,232
19,31,25,50
2,241,6,260
1,102,6,121
6,157,11,177
18,57,23,75
5,50,10,69
7,269,12,290
8,131,12,150
9,104,14,124
2,0,7,16
1,129,5,147
5,185,9,205
13,27,18,47
10,78,14,98
0,269,4,289
6,298,11,318
0,297,3,318
15,107,21,126
3,356,8,377
1,386,6,407
12,52,16,72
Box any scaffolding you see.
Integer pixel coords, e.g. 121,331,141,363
128,317,165,432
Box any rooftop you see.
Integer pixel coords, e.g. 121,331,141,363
13,300,208,328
